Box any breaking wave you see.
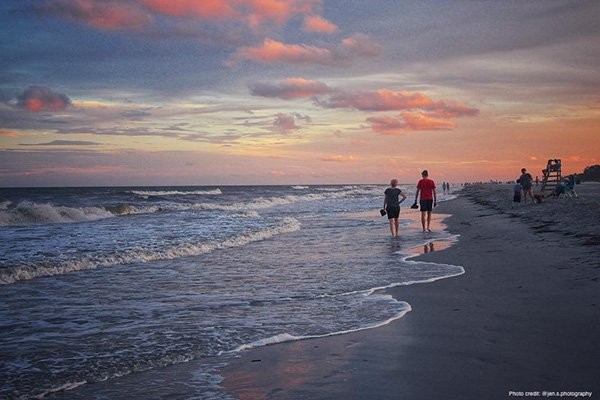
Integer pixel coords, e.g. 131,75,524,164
0,217,301,285
0,186,381,226
130,188,222,198
0,201,117,226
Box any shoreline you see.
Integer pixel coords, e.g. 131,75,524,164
221,183,600,400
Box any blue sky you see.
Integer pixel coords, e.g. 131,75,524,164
1,0,599,186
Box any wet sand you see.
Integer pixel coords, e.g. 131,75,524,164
221,183,600,400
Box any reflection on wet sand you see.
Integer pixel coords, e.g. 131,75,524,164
424,242,435,253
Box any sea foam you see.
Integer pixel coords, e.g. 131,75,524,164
130,189,222,197
0,217,301,285
231,298,411,353
0,201,116,226
0,186,380,226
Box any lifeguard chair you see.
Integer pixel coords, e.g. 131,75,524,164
540,159,562,196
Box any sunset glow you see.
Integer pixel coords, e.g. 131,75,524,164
1,0,599,186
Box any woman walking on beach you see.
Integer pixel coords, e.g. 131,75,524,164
414,170,437,233
383,179,407,237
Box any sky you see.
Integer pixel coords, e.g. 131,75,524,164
1,0,599,186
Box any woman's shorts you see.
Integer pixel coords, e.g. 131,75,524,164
419,199,433,212
386,206,400,219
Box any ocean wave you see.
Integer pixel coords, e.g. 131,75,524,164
0,217,301,285
0,186,380,226
291,185,309,190
0,201,117,226
130,189,222,198
188,187,382,212
0,201,159,226
0,200,12,210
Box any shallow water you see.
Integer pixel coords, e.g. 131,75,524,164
0,185,462,399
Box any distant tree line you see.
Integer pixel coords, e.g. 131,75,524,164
579,165,600,182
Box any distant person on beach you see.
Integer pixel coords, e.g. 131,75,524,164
513,179,522,207
383,179,407,237
414,170,437,233
519,168,536,204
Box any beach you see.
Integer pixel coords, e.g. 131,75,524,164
221,183,600,400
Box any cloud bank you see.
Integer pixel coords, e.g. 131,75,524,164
250,78,479,134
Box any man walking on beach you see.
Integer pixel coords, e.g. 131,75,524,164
519,168,536,204
414,170,437,233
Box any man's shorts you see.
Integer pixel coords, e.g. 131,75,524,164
513,193,521,203
386,206,400,219
419,199,434,212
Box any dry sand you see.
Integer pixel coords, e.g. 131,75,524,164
221,183,600,400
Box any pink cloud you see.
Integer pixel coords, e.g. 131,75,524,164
227,38,334,65
249,78,333,99
17,86,72,112
240,0,323,29
140,0,237,19
36,0,152,30
320,155,358,162
428,100,479,118
319,89,434,111
242,0,294,28
368,112,455,135
273,113,299,133
38,0,325,32
341,33,381,57
317,88,478,116
302,15,337,33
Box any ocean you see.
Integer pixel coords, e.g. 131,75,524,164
0,184,463,399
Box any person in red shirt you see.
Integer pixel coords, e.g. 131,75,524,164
414,170,437,233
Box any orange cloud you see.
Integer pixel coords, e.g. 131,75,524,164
302,15,337,33
227,34,380,66
39,0,325,32
320,89,434,111
317,88,478,118
140,0,237,19
17,86,71,112
0,129,27,138
249,78,333,99
429,100,479,118
227,38,333,65
240,0,323,29
368,112,455,135
36,0,151,30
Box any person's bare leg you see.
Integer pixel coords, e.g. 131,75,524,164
426,211,432,231
421,212,426,232
389,219,396,237
394,218,400,237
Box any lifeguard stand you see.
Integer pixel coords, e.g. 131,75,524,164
540,159,562,196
